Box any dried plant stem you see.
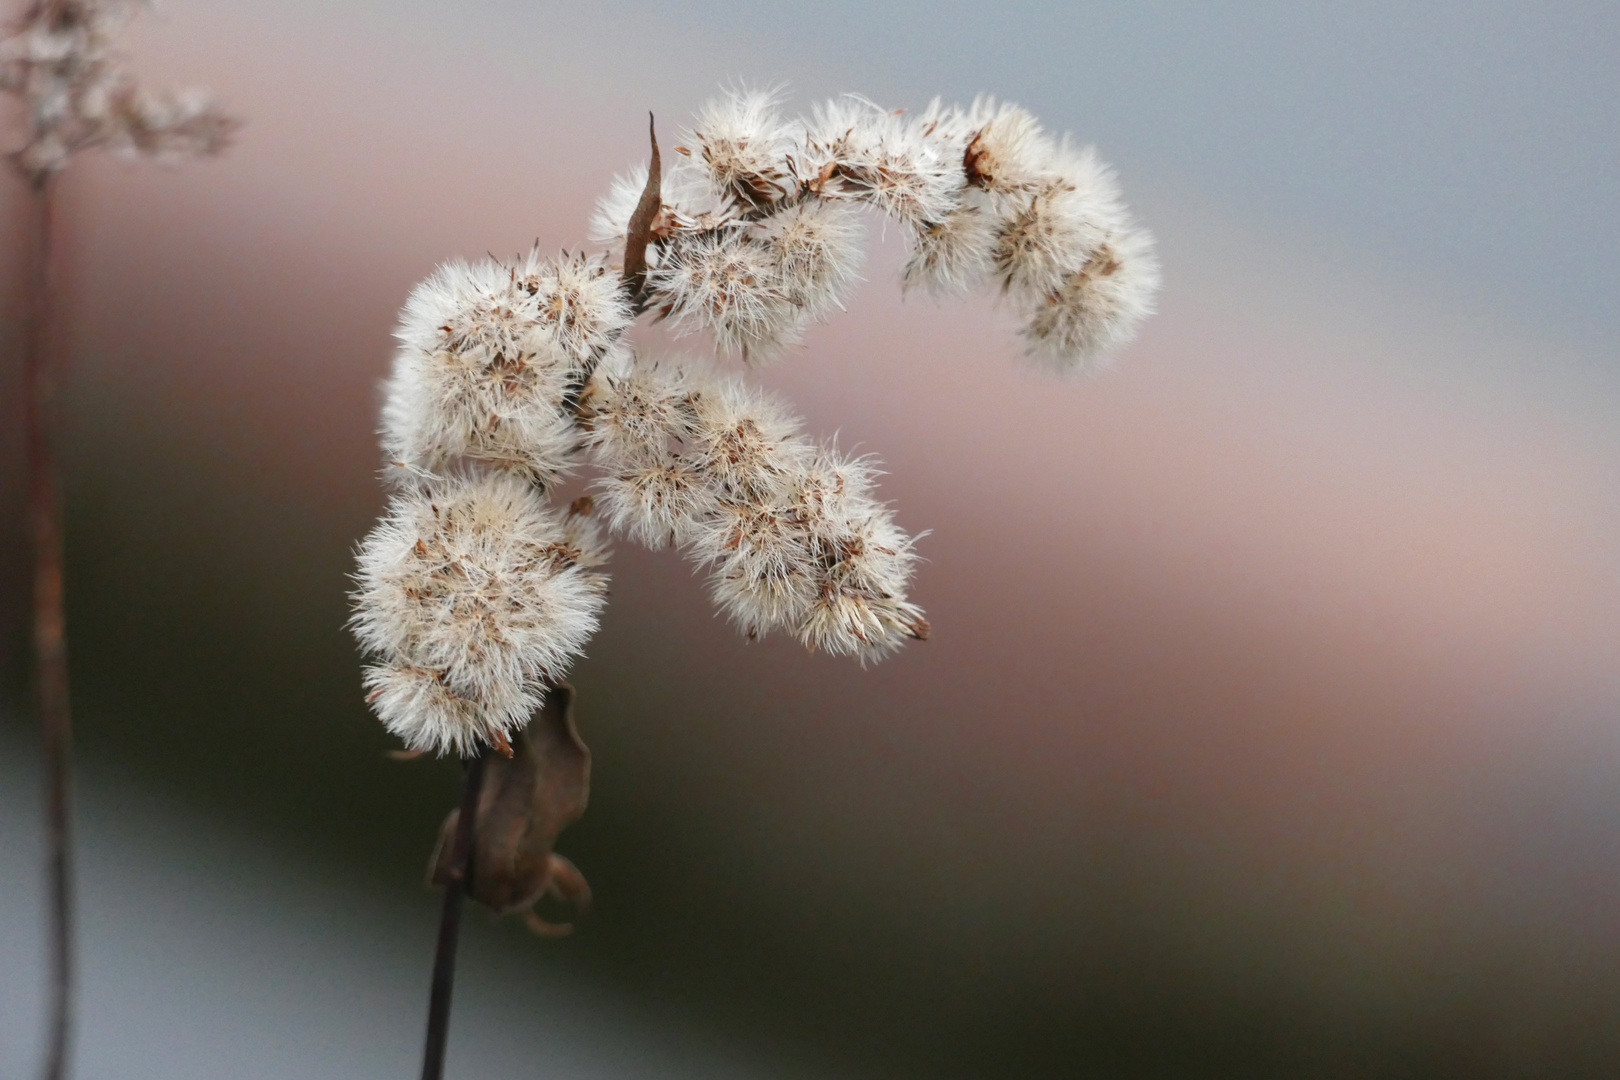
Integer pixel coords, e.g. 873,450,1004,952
420,752,488,1080
23,176,72,1080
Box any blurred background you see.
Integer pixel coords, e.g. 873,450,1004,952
2,2,1619,1077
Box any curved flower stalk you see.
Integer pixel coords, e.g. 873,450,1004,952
3,5,237,1080
349,88,1156,1080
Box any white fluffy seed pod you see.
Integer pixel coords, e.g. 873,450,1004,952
797,501,927,662
804,97,961,227
700,495,818,638
958,98,1054,199
1019,227,1160,373
382,257,582,487
682,377,808,497
594,454,718,550
651,231,803,360
350,472,609,755
902,201,996,296
686,86,794,209
992,144,1128,297
581,352,704,464
514,250,633,366
760,199,865,319
361,659,542,759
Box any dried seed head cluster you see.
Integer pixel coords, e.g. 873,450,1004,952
0,0,237,184
354,87,1155,755
595,88,1159,373
584,351,927,660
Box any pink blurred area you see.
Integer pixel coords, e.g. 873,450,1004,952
4,0,1620,1069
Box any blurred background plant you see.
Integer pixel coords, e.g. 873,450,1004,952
2,2,233,1076
2,3,1618,1079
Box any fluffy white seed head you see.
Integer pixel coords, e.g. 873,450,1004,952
361,659,543,760
581,352,705,464
650,231,803,360
959,98,1054,199
686,86,795,210
383,257,584,487
350,472,609,755
787,446,878,532
797,500,927,662
514,250,633,366
992,143,1129,297
561,498,612,570
1019,227,1160,373
594,455,719,550
699,495,817,638
804,97,961,227
902,201,997,296
683,377,808,497
760,199,865,319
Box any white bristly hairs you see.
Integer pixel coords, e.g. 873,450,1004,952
353,87,1157,754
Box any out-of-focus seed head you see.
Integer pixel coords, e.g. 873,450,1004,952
1020,228,1160,373
1,0,237,183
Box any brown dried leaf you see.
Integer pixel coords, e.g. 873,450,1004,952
428,683,592,930
620,114,662,306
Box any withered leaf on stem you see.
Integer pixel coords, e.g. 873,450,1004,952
429,683,592,935
620,113,662,309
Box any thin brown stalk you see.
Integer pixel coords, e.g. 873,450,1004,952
420,751,489,1080
23,174,72,1080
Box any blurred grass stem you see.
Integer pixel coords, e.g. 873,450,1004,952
24,174,74,1080
420,752,488,1080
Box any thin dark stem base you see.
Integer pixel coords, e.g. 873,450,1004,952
420,753,487,1080
24,176,72,1080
